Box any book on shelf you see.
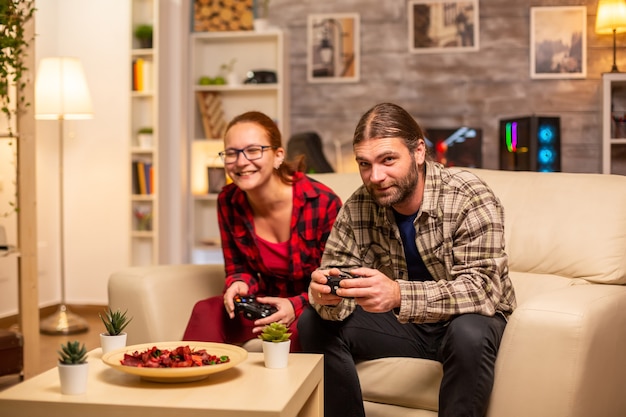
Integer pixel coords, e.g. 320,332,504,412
132,160,153,194
132,58,153,92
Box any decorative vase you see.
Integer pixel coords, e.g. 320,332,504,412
138,38,153,49
262,340,290,369
58,362,89,395
253,18,269,32
226,72,239,86
100,332,127,354
137,133,153,149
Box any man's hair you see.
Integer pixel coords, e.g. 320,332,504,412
353,103,425,153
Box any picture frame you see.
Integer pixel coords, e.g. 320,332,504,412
530,6,587,79
408,0,479,54
307,13,360,83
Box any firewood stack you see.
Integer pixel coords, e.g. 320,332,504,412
193,0,254,32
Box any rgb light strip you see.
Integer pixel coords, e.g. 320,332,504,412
505,122,517,152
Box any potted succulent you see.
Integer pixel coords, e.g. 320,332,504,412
134,24,153,49
99,307,133,354
258,322,291,368
137,126,153,149
253,0,270,32
57,341,89,395
221,58,238,86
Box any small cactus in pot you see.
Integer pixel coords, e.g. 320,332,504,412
259,322,291,369
99,307,133,354
57,341,89,395
58,341,88,365
99,307,132,336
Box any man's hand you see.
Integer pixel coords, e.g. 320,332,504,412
310,268,344,305
223,281,249,319
336,267,402,312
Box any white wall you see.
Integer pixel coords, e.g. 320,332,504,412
34,0,131,308
0,0,192,318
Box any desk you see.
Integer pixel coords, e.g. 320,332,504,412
0,350,323,417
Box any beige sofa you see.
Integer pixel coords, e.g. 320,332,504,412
109,169,626,417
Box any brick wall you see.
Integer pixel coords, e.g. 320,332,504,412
267,0,612,173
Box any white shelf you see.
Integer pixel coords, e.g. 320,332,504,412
602,73,626,175
129,0,160,266
186,28,289,262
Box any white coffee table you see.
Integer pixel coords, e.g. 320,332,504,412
0,349,323,417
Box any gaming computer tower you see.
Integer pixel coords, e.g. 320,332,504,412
499,116,561,172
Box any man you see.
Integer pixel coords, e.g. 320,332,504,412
298,103,516,417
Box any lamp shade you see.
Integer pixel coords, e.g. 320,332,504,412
35,57,93,120
596,0,626,34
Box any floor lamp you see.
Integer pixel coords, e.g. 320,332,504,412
595,0,626,73
35,57,94,334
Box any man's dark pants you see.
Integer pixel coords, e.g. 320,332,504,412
298,306,507,417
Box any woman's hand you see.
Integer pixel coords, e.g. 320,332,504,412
223,281,250,319
251,296,295,334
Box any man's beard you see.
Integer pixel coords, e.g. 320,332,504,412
367,161,420,208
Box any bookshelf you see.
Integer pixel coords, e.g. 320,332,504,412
187,28,289,263
602,73,626,175
130,0,159,265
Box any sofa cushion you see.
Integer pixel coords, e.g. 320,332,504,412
466,169,626,285
508,271,588,306
357,357,442,411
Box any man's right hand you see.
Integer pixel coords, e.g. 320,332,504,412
310,268,344,306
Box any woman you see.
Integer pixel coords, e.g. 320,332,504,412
183,111,342,351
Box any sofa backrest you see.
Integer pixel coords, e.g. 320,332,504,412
310,170,626,302
466,169,626,286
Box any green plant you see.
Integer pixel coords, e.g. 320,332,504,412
137,127,153,134
254,0,270,19
0,0,36,218
99,307,133,336
58,341,88,365
220,58,236,74
134,24,153,41
258,322,291,343
0,0,35,137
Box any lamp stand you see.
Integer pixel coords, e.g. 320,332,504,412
40,117,89,335
611,28,620,73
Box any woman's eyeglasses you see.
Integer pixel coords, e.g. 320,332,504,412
218,145,276,164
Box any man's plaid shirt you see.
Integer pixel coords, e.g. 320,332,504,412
311,161,516,323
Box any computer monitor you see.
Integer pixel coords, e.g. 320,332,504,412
424,127,482,168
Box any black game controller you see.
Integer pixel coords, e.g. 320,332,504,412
233,295,278,321
326,272,355,297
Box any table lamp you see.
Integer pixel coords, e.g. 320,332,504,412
596,0,626,72
35,57,93,334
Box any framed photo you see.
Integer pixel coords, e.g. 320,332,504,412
408,0,479,53
307,13,360,83
530,6,587,79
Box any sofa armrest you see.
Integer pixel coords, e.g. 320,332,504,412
107,264,225,345
487,284,626,417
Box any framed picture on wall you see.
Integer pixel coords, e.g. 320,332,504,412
530,6,587,79
408,0,479,53
307,13,360,83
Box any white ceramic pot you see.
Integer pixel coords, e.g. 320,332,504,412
226,72,239,86
58,362,89,395
100,332,127,354
262,340,291,369
137,133,153,149
254,18,269,32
